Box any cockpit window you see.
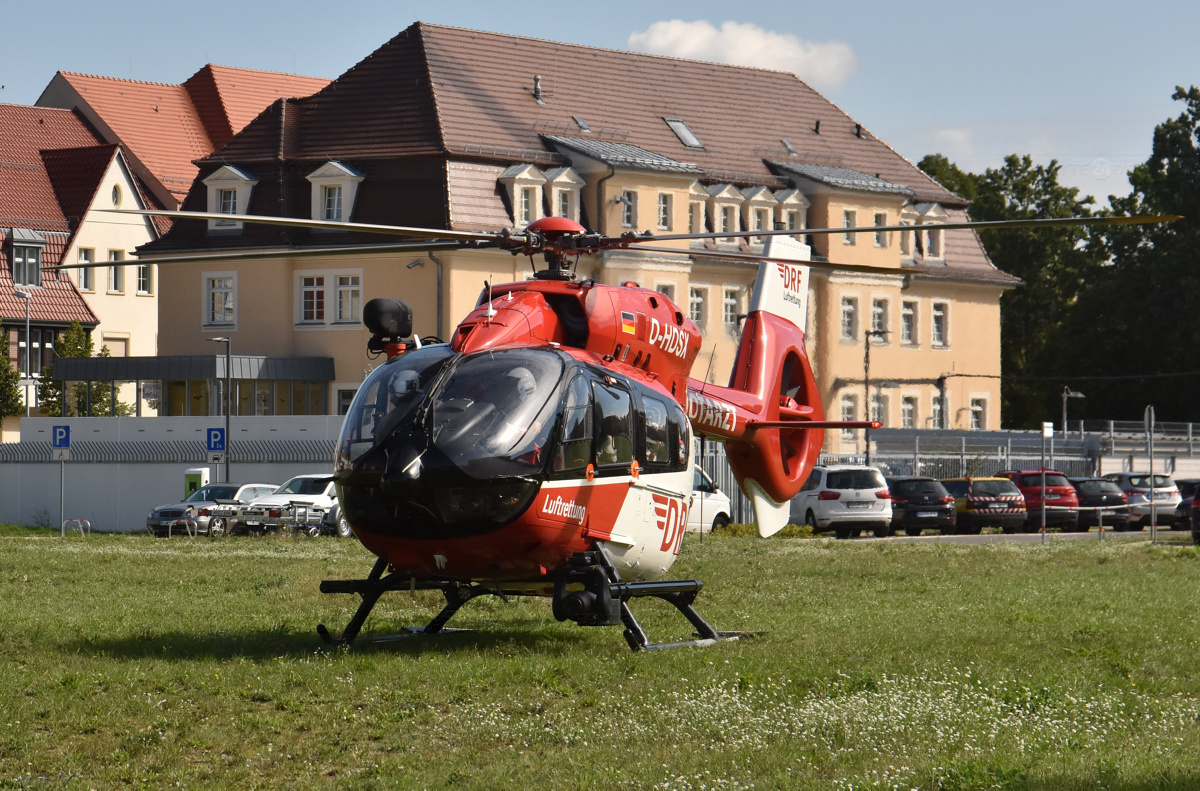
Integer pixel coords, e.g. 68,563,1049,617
430,349,564,471
337,345,455,467
554,374,592,473
643,396,669,464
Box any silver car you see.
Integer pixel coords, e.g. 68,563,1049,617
790,465,893,538
146,482,278,537
1102,472,1181,528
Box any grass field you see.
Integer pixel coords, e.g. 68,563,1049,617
2,528,1200,789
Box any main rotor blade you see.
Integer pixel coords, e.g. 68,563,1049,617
103,209,524,244
628,245,910,277
43,240,474,270
622,214,1182,245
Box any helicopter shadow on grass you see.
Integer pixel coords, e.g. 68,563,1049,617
61,616,593,662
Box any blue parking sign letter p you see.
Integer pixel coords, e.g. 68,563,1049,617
208,428,225,452
52,426,70,448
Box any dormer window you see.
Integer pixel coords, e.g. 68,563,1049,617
544,167,584,223
688,181,708,234
10,229,46,287
664,118,704,150
498,164,547,228
306,162,364,226
740,186,778,244
202,166,258,232
914,202,948,261
774,189,810,241
705,184,743,243
899,204,919,258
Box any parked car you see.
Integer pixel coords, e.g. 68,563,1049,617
996,469,1080,531
940,477,1027,534
886,477,956,536
239,474,350,536
146,482,278,537
1102,472,1181,529
689,467,732,533
1173,479,1200,527
1191,495,1200,544
1068,477,1131,531
790,465,892,539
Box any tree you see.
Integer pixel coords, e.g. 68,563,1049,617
918,154,1101,428
0,324,24,418
1059,86,1200,420
37,321,133,417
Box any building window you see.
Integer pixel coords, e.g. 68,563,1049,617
688,202,698,233
970,398,986,430
519,186,538,226
78,248,94,291
337,275,361,322
722,205,737,241
558,190,572,218
656,283,676,302
899,223,912,256
901,301,917,345
664,117,704,149
337,387,358,416
108,250,125,293
204,165,257,232
13,246,41,287
657,193,672,230
689,287,706,327
926,226,943,258
932,302,948,347
871,298,888,337
785,210,800,232
621,190,637,227
322,185,343,221
843,210,856,245
137,264,152,295
871,393,887,426
874,212,888,247
217,188,237,219
301,276,326,322
205,275,236,326
723,288,741,331
931,394,944,429
901,396,917,429
840,296,858,340
840,394,857,441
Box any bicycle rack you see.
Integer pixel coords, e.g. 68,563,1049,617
167,518,198,538
61,519,91,537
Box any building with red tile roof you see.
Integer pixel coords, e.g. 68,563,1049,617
0,103,163,433
37,65,330,208
137,22,1015,434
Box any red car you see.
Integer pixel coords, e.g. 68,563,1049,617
997,469,1080,531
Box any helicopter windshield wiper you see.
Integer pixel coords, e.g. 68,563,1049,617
414,351,465,434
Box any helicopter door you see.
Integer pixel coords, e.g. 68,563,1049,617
593,381,634,473
552,373,593,476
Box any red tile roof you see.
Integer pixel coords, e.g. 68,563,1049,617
0,104,104,231
44,66,329,204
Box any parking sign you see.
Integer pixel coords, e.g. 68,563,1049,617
52,425,70,448
207,428,226,452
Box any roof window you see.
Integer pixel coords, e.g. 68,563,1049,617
572,115,591,132
664,118,704,150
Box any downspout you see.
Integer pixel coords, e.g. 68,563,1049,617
427,251,444,341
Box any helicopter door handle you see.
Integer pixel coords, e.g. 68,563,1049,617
586,463,595,482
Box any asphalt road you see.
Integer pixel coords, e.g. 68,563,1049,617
859,528,1194,545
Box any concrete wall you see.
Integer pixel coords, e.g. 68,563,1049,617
1,415,346,531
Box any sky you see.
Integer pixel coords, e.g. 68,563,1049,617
3,0,1197,205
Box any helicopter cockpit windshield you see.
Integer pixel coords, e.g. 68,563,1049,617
429,349,562,469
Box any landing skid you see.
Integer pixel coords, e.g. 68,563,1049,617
317,549,750,651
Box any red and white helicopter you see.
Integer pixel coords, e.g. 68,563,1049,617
117,207,1174,650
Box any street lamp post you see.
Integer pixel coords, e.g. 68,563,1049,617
863,329,888,467
1062,386,1085,437
14,290,32,416
207,337,231,482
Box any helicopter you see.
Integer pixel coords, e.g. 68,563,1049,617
107,207,1176,651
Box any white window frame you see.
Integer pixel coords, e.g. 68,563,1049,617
723,288,741,332
336,274,362,323
874,212,889,247
871,392,887,426
300,275,327,323
843,209,857,245
689,286,706,328
901,396,918,429
840,295,859,341
931,301,950,348
840,394,858,441
969,397,987,430
621,190,638,228
203,165,257,232
655,282,676,303
294,268,365,328
136,262,153,295
77,248,94,291
202,271,237,329
519,186,539,226
900,300,917,346
926,226,943,259
657,193,673,230
870,298,889,339
689,181,709,234
774,188,810,240
930,392,945,429
14,245,42,287
544,167,584,223
705,184,743,243
107,250,125,294
306,161,364,224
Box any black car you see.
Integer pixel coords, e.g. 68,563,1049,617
1068,477,1131,531
1174,479,1200,528
886,477,956,536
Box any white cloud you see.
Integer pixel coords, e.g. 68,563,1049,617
627,20,857,91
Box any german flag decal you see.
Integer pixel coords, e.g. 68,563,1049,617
621,311,636,335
